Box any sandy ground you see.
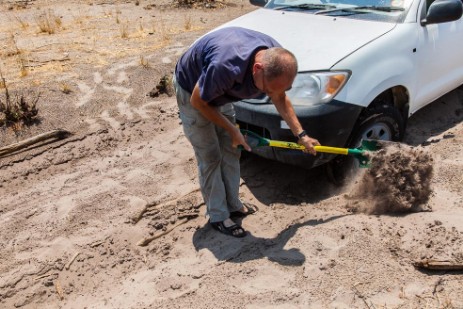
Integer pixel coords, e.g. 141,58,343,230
1,1,462,308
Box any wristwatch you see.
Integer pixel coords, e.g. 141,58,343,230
297,130,308,140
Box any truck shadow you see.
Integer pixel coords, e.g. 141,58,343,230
404,87,463,146
239,152,344,206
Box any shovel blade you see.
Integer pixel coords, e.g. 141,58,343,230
360,139,381,151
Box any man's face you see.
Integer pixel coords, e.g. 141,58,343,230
262,72,294,98
253,60,295,97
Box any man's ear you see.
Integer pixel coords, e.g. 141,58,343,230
253,62,263,75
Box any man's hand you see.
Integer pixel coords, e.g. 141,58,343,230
231,127,252,152
298,135,320,155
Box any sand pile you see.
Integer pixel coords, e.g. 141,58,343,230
347,142,434,214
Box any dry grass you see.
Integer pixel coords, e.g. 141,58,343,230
0,0,206,86
120,22,129,39
1,34,29,77
60,82,72,94
3,34,22,57
18,57,29,77
35,9,61,34
184,15,192,30
14,15,29,30
139,55,150,68
153,16,172,44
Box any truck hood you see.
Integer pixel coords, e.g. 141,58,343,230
218,9,396,71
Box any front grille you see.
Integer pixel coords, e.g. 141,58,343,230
236,121,271,139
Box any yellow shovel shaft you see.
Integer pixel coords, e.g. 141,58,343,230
268,140,305,150
268,140,349,155
314,146,349,155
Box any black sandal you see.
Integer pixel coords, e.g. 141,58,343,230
210,220,247,238
230,203,258,218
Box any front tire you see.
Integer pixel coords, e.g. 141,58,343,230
326,104,405,185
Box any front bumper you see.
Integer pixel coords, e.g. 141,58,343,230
235,99,363,169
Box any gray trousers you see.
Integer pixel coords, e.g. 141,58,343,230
173,77,243,222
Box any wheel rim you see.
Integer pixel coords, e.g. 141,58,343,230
362,122,392,141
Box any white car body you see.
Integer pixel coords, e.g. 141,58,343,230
206,0,463,170
220,1,463,116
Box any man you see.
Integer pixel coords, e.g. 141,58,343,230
174,27,320,238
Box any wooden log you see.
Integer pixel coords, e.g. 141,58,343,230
0,129,71,157
413,260,463,270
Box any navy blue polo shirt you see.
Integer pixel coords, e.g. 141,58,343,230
175,27,281,106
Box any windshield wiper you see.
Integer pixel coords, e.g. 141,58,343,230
274,3,336,11
315,6,405,15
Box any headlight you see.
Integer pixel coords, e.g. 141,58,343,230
286,71,350,105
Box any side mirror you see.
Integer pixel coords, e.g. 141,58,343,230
421,0,463,26
250,0,268,7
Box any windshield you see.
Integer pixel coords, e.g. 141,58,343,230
265,0,414,22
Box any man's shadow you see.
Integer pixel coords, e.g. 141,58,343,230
192,214,348,266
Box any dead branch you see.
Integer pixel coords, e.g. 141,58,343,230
0,129,72,157
131,188,200,224
137,214,198,246
34,272,58,281
54,280,64,300
26,55,71,68
65,252,81,270
413,260,463,271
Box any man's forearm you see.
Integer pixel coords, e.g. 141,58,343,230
190,84,237,134
190,84,251,150
272,94,304,137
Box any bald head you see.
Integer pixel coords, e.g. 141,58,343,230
261,47,298,82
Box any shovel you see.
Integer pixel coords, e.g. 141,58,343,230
240,129,379,168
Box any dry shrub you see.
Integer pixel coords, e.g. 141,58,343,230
0,70,39,128
173,0,223,9
60,82,72,94
148,75,173,97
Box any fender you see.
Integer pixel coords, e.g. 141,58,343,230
333,23,418,111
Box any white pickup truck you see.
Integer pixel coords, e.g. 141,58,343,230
211,0,463,176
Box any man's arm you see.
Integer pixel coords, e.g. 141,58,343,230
270,92,320,155
190,83,251,151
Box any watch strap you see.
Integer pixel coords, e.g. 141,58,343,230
297,130,308,139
